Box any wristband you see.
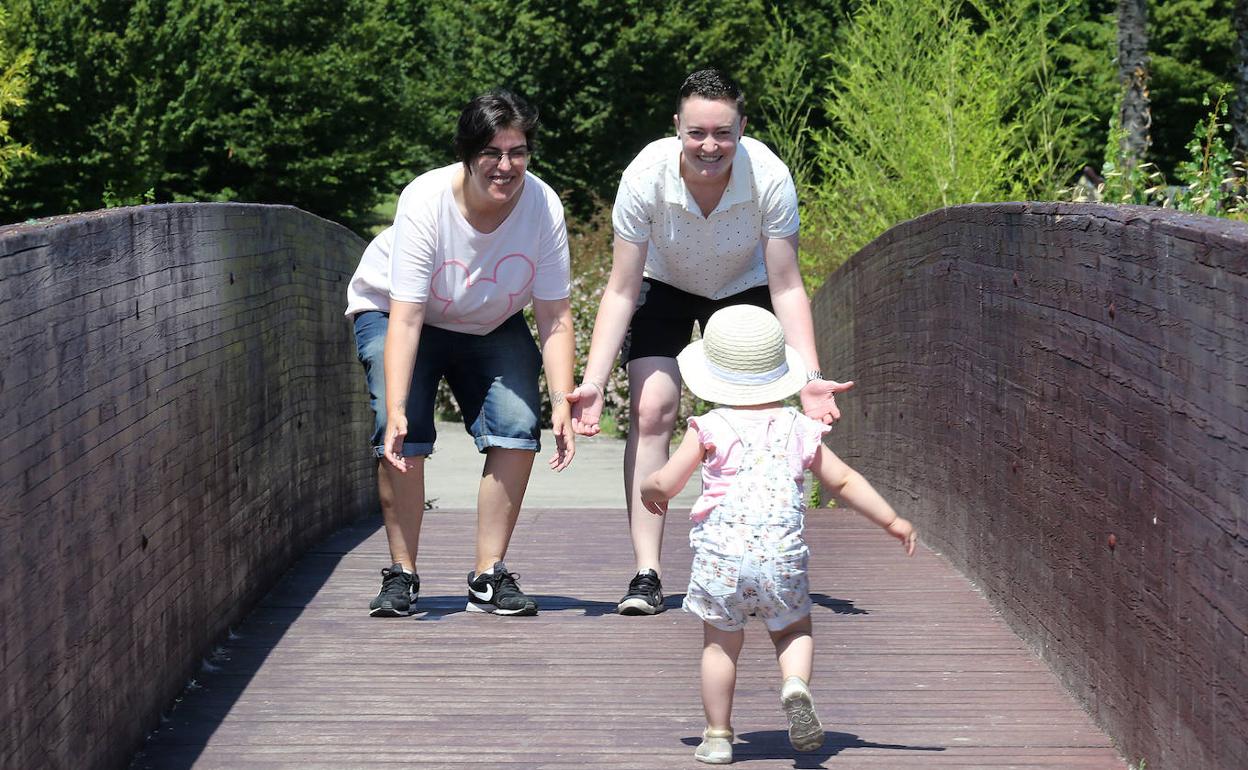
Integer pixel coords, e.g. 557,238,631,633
805,370,823,382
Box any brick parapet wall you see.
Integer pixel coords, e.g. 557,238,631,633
811,201,1246,770
0,204,376,770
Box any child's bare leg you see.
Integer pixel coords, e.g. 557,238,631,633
769,614,814,683
702,623,745,730
769,614,824,751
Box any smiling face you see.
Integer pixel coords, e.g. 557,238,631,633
674,96,746,184
466,127,529,204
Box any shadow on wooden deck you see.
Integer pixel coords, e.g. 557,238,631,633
130,508,1126,769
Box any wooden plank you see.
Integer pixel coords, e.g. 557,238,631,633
131,509,1127,769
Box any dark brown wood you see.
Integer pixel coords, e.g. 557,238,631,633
0,205,375,770
811,202,1248,770
131,508,1125,769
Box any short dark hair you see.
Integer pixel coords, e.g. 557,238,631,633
677,69,745,117
454,89,539,173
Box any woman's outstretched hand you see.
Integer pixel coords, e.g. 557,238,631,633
800,378,855,424
567,382,605,436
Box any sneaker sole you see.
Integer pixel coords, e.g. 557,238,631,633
466,600,537,616
368,606,412,617
617,597,664,615
368,600,415,617
783,692,825,751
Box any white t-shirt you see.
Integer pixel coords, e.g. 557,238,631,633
345,164,571,335
344,226,396,318
612,135,799,300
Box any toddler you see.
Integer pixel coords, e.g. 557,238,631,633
641,304,917,764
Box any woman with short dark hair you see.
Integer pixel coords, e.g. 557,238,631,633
345,89,575,617
567,69,853,616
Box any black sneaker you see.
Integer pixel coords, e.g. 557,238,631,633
369,563,418,617
466,561,538,615
618,569,664,615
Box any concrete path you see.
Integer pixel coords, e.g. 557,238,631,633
424,420,702,510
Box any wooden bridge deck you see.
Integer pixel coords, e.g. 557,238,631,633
130,508,1126,769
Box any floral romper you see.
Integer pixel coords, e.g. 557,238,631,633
683,407,814,632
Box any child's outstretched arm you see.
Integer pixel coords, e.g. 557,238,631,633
639,429,704,515
811,445,917,555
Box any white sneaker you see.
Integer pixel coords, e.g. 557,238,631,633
781,676,824,751
694,726,734,764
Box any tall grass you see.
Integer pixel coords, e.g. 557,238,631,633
803,0,1080,281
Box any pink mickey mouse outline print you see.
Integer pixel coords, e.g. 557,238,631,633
428,252,536,327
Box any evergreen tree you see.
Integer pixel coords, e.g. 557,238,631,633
0,0,415,230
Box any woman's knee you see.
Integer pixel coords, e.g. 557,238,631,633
632,390,680,437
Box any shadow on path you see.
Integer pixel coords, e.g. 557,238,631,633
681,730,945,767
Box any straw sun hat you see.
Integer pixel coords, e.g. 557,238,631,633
676,304,807,406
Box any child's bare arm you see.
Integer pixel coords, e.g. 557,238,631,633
640,429,704,515
811,444,917,555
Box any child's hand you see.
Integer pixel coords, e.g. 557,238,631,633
886,517,917,556
639,484,669,516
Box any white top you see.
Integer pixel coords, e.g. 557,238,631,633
345,164,571,335
612,135,799,300
344,226,396,318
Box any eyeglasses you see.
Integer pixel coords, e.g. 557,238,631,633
478,147,532,165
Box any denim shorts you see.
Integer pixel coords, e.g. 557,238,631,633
621,278,773,363
353,310,542,457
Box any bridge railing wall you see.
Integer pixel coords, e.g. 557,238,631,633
811,201,1246,770
0,204,376,770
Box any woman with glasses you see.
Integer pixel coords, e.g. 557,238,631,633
345,89,575,617
567,69,853,616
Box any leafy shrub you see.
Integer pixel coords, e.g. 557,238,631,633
0,6,32,187
1170,87,1246,217
804,0,1080,280
1068,84,1248,221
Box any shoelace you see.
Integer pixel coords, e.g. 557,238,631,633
381,569,412,595
493,570,525,599
629,572,660,596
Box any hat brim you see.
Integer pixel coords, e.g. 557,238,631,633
677,340,807,406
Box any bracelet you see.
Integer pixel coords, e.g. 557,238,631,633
584,380,605,395
805,370,823,383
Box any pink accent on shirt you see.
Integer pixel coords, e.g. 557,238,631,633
428,252,536,326
687,407,831,523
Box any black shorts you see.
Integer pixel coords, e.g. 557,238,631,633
621,278,773,364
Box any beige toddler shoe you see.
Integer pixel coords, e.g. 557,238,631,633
781,676,825,751
694,726,734,764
